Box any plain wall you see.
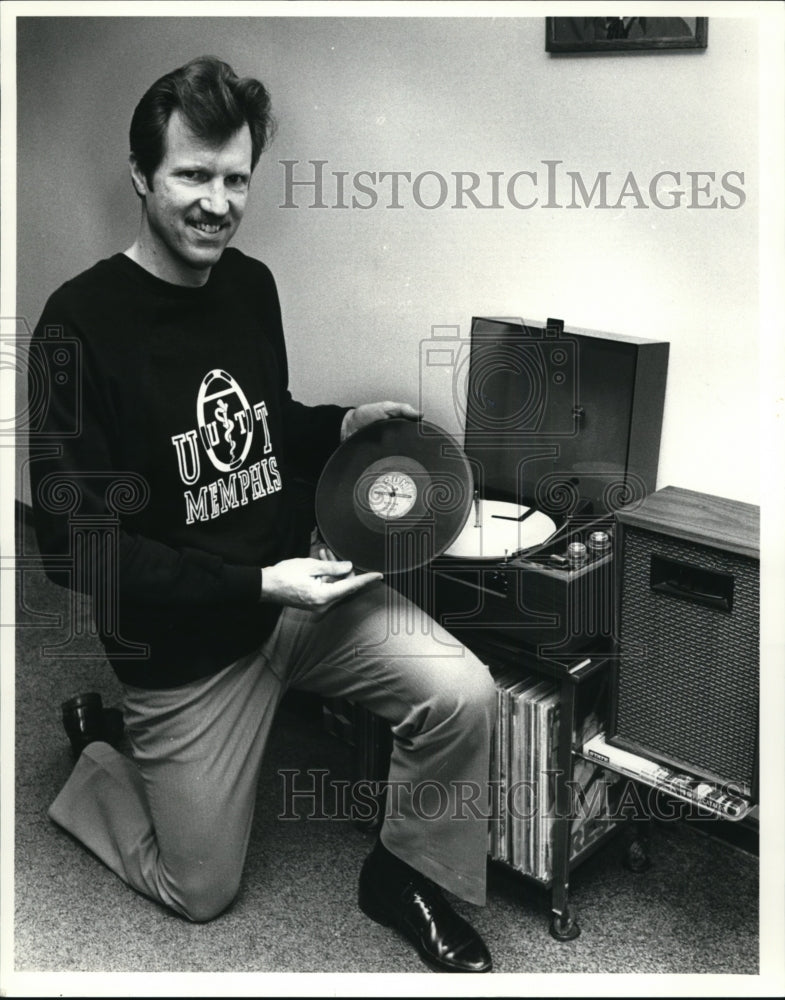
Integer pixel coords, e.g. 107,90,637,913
15,14,760,504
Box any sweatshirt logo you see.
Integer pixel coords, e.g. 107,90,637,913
198,369,253,472
171,369,282,525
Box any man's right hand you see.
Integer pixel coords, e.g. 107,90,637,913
260,557,383,610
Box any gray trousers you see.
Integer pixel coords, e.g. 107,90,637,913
48,582,496,921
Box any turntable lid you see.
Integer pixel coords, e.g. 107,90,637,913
462,316,669,514
443,500,556,560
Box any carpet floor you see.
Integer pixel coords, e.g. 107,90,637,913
9,516,764,989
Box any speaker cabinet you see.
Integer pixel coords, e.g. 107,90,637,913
610,487,759,800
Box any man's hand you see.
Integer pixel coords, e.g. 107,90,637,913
260,556,382,610
341,401,423,441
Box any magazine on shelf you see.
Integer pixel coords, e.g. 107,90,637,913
581,733,753,821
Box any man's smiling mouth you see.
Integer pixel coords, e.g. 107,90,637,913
189,220,226,234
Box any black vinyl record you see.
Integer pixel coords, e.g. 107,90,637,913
316,418,474,573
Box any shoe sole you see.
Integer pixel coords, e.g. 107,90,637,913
358,879,492,973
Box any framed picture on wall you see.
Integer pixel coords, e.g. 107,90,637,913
545,16,709,53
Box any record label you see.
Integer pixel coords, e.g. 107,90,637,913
316,418,474,573
354,455,430,530
367,470,417,519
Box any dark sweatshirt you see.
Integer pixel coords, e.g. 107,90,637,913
29,248,348,688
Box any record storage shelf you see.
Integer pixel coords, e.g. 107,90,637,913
349,630,622,942
458,631,620,941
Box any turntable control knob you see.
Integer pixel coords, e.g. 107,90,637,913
587,530,611,555
566,541,588,567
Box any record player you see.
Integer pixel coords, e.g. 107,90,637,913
425,316,670,658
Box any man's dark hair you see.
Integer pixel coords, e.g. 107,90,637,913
129,56,274,185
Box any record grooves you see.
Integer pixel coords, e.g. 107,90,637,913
315,418,474,573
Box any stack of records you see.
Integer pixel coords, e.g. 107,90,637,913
489,667,623,882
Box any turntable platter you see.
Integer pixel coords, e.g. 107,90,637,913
443,500,556,560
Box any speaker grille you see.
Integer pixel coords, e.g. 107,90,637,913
616,527,759,791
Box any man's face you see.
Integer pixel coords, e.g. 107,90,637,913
131,110,253,285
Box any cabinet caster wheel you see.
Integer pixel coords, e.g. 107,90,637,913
623,837,651,873
550,909,581,941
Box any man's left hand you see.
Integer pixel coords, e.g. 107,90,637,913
341,401,423,441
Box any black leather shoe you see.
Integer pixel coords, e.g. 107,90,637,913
61,693,123,759
358,851,492,973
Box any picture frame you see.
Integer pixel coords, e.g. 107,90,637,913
545,16,709,53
